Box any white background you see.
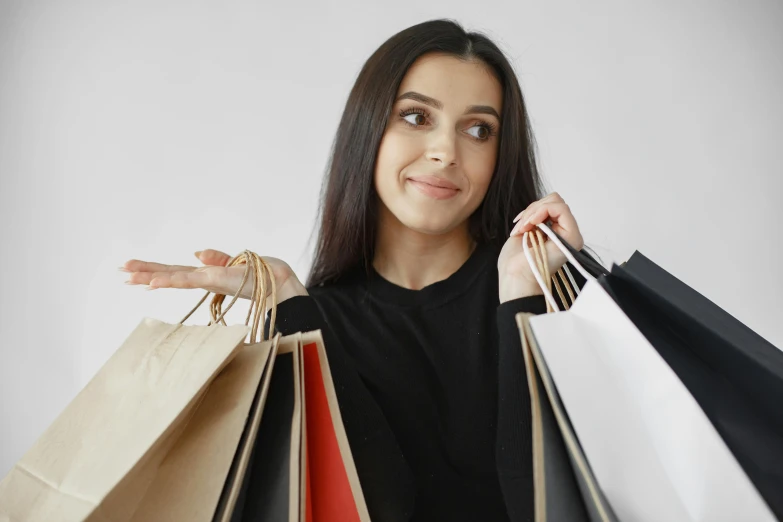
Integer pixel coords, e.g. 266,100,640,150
1,0,781,476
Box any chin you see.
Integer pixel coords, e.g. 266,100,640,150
395,208,461,236
377,189,473,235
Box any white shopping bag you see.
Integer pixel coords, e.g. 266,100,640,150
520,223,776,522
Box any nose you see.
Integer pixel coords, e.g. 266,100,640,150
425,126,458,167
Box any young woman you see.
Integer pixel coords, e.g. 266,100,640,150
122,19,594,522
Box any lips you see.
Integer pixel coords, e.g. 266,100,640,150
407,175,459,190
407,175,460,200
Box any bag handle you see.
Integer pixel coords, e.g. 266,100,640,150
523,223,596,312
177,250,277,343
547,228,610,279
528,229,578,313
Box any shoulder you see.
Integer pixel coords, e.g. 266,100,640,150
306,264,370,303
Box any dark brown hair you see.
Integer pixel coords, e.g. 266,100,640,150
306,19,546,287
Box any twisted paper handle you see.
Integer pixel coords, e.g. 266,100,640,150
527,230,577,313
176,250,277,343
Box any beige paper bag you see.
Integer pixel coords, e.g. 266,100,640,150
128,336,278,521
0,319,250,522
127,250,295,522
133,253,303,522
0,249,275,522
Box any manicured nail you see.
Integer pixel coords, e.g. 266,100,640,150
194,251,203,258
513,212,524,224
145,285,157,291
124,280,134,285
118,267,130,272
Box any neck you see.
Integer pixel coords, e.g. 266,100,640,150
372,204,477,291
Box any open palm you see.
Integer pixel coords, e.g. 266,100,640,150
121,249,297,302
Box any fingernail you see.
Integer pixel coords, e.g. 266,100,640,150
513,212,524,224
118,267,130,272
194,251,203,258
145,285,157,291
124,280,134,285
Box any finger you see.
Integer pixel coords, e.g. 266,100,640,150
512,197,548,224
149,270,209,290
512,208,527,224
513,200,541,225
530,203,576,235
519,192,561,222
510,202,577,237
523,203,583,250
129,269,212,289
512,200,546,231
545,191,563,203
513,207,533,224
122,260,197,274
195,249,232,267
512,192,566,224
161,267,255,297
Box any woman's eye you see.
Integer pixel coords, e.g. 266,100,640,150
467,124,490,140
403,113,427,126
400,109,495,141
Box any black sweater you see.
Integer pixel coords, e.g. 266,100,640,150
269,242,586,521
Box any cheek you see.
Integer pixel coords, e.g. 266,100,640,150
374,131,416,193
464,148,497,200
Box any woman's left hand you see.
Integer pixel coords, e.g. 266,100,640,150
498,192,584,303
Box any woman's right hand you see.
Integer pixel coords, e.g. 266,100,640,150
120,249,309,304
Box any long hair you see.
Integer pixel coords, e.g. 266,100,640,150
306,19,547,288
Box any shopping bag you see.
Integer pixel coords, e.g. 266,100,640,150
133,251,304,522
299,330,371,522
228,330,371,522
519,223,777,522
0,249,293,522
0,306,251,521
553,235,783,517
605,252,783,518
200,253,370,521
225,335,304,522
513,229,617,522
146,252,369,522
125,252,294,522
128,336,280,522
0,245,370,522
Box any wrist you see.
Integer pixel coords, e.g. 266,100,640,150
277,277,309,304
499,277,543,304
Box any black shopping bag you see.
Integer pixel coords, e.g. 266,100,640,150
602,252,783,519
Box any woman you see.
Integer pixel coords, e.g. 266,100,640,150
122,19,593,521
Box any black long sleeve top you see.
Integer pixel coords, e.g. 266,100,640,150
268,241,587,521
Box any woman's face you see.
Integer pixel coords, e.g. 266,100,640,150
374,53,503,237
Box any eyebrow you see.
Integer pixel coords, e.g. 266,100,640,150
396,91,500,120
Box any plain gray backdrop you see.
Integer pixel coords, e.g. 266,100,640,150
1,0,781,477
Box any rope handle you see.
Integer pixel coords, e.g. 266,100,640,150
526,227,581,313
176,250,277,343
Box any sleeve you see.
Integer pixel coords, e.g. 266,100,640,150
494,257,592,521
265,296,417,522
495,295,545,522
265,294,329,336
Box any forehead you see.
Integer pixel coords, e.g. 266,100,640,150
397,53,503,111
